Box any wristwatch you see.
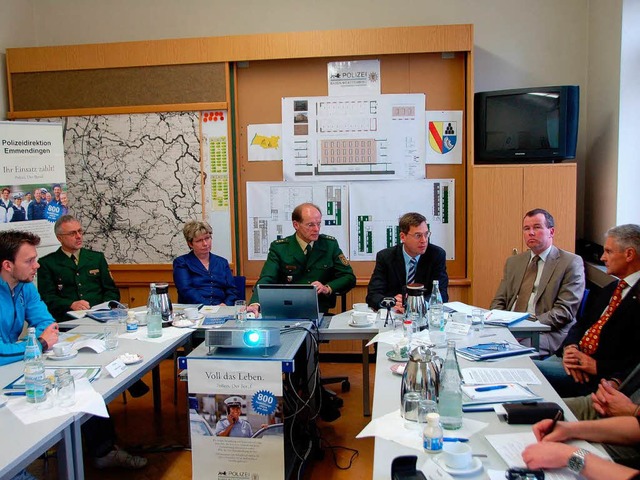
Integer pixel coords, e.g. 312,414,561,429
567,448,589,474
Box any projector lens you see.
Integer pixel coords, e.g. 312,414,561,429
244,330,261,346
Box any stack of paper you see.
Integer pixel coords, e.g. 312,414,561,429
457,341,536,361
483,310,530,326
461,383,541,412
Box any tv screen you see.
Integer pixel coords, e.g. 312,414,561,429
475,85,579,164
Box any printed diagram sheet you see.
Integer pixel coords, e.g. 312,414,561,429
246,182,349,261
348,180,455,261
281,94,426,182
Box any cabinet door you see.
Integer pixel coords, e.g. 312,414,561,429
472,167,524,307
523,164,577,252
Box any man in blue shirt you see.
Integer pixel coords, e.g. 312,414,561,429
215,396,253,437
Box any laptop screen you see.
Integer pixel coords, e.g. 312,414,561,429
257,284,322,323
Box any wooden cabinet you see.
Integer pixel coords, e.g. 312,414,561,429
471,163,577,308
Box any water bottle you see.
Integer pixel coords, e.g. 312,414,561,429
423,412,444,453
24,327,46,403
146,283,163,338
428,280,445,346
438,340,463,430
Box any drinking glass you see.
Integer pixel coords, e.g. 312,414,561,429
114,304,128,325
472,308,485,333
54,369,76,407
402,391,422,429
35,378,53,410
235,300,247,326
417,399,438,431
104,320,119,350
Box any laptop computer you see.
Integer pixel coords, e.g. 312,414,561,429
257,284,324,325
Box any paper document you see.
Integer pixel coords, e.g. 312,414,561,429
485,431,602,480
444,301,479,315
457,341,536,361
461,383,540,406
484,310,530,326
462,368,541,385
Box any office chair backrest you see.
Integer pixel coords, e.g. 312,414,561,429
234,275,246,301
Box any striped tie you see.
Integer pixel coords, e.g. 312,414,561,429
407,257,417,285
579,280,628,355
514,255,540,312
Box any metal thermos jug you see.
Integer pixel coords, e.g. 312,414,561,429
404,283,427,329
400,346,443,420
155,283,173,327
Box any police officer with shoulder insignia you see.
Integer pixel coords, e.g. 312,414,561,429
215,396,253,437
249,202,356,314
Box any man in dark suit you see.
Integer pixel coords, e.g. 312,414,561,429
534,224,640,398
366,212,448,313
491,208,585,356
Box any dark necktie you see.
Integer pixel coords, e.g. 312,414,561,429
579,280,628,355
71,254,78,265
514,255,540,312
407,257,417,285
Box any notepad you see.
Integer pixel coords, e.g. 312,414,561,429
461,383,540,405
483,309,530,326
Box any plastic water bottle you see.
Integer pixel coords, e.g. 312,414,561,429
428,280,445,346
423,412,444,453
438,340,463,430
146,283,163,338
24,327,46,403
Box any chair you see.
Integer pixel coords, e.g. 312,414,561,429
234,275,246,301
320,291,351,393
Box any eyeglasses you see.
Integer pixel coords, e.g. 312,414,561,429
407,231,431,240
59,229,84,237
301,222,322,229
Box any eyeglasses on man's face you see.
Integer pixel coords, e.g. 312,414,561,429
300,222,322,229
407,231,431,240
59,229,84,237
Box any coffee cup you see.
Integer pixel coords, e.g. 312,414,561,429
353,303,369,312
442,441,473,470
451,312,469,324
351,311,370,325
135,311,147,326
53,343,71,357
184,307,199,320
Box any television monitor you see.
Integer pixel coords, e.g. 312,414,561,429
474,85,579,164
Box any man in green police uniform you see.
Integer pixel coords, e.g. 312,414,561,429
250,203,355,314
37,215,120,322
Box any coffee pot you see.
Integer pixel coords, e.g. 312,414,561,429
404,283,427,329
400,345,443,419
155,283,173,327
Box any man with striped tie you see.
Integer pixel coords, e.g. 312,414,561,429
535,224,640,398
366,212,449,314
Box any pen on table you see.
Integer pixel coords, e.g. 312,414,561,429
475,385,508,392
4,391,26,396
485,312,493,321
443,437,469,442
479,333,496,338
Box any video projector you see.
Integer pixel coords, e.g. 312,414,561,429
205,327,281,350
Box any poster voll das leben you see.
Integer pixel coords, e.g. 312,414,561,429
188,359,284,480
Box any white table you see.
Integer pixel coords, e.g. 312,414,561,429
0,362,75,479
370,327,606,479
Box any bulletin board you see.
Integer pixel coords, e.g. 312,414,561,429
234,53,468,281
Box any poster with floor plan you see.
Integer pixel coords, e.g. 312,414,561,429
246,182,349,261
281,94,426,182
348,179,455,261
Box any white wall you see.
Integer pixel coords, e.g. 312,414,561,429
0,0,595,233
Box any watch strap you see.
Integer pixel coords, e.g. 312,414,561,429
567,448,588,473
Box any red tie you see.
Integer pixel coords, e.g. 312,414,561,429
579,280,628,355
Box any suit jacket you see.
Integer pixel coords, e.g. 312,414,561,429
562,278,640,381
173,251,238,305
250,233,356,313
366,243,449,310
490,246,585,355
38,247,120,322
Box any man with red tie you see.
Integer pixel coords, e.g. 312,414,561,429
535,224,640,397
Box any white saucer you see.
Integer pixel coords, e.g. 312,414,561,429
47,350,78,361
386,350,409,362
348,319,375,328
433,456,483,476
186,313,204,322
119,353,143,365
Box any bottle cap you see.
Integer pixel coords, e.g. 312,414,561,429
426,412,440,423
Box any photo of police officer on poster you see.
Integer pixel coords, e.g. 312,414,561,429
187,359,285,480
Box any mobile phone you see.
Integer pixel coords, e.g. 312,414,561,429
506,467,545,480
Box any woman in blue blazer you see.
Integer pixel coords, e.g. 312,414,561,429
173,221,238,305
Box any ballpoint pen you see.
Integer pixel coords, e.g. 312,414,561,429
443,437,469,442
475,385,508,392
547,409,563,436
4,391,26,396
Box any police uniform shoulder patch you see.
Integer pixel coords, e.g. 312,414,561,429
338,253,350,266
274,237,289,244
320,234,337,242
